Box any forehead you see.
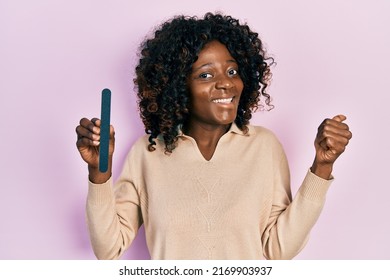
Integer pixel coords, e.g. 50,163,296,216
194,40,235,65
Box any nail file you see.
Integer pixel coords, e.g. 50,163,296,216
99,88,111,173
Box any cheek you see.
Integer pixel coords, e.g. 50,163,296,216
193,96,211,115
236,79,244,95
188,87,210,112
190,85,211,103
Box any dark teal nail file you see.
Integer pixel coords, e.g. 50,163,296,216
99,88,111,173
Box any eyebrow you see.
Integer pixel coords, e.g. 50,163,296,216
192,59,238,72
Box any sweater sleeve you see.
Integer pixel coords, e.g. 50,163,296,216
85,150,143,260
261,147,332,260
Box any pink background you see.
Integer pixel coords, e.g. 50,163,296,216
1,0,389,259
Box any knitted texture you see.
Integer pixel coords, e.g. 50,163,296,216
86,123,332,259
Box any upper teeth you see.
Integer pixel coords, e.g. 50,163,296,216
212,98,233,103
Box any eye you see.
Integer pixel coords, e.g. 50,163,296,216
199,73,213,79
228,68,239,76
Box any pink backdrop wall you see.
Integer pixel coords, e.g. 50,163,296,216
1,0,389,259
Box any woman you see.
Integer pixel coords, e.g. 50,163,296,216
75,13,352,260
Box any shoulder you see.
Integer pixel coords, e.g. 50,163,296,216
131,134,151,151
127,134,167,160
247,124,280,142
121,134,163,176
244,124,285,153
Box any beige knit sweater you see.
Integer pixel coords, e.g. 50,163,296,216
86,123,332,260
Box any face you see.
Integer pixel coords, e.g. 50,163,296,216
187,40,244,128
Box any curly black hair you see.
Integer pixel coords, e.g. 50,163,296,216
134,12,274,153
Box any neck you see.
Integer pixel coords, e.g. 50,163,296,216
184,121,231,140
183,122,232,160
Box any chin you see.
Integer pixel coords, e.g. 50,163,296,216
215,116,236,125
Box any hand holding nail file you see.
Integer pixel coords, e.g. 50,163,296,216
99,88,111,173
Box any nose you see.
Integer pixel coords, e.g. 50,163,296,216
215,76,233,90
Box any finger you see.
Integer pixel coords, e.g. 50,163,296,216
76,125,100,141
322,118,349,129
318,139,328,150
318,137,343,157
80,118,101,134
325,138,339,154
316,131,350,156
320,121,352,139
319,118,351,135
91,118,101,127
76,135,100,148
317,130,350,147
109,125,115,139
332,114,347,122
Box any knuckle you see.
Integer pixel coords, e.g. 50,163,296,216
322,125,331,132
319,119,331,130
322,130,330,138
324,118,332,125
82,137,91,145
326,137,334,146
87,123,95,131
80,117,88,124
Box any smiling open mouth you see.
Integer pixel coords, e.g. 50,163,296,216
212,97,234,104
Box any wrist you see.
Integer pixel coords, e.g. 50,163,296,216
311,161,333,180
88,165,112,184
